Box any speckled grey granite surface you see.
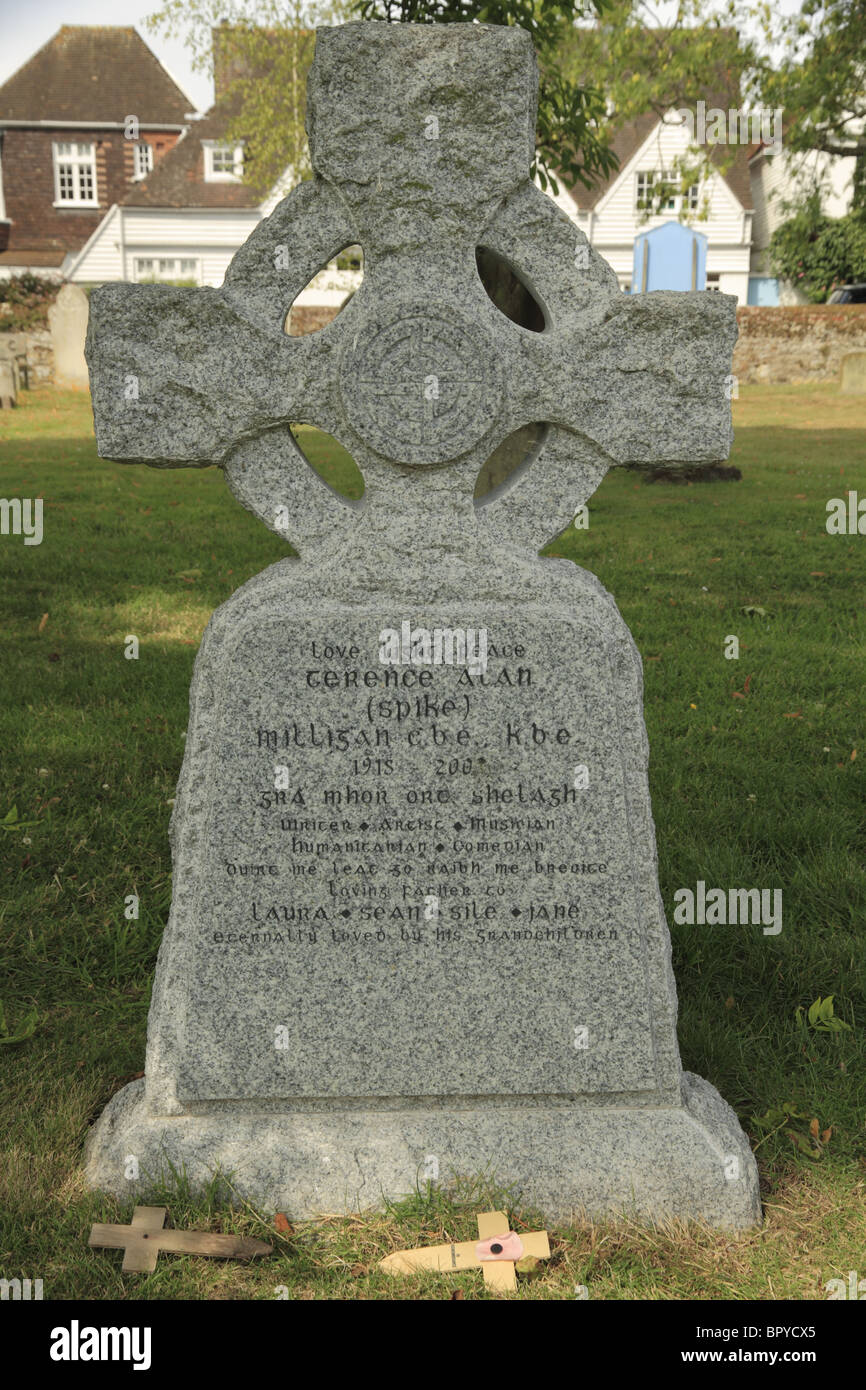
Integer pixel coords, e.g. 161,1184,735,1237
84,21,759,1226
88,1072,759,1226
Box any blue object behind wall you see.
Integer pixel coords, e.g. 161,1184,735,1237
747,277,780,305
631,221,708,292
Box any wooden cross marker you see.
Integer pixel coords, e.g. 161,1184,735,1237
88,1206,272,1273
379,1210,550,1293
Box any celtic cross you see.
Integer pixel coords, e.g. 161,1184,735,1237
86,21,737,560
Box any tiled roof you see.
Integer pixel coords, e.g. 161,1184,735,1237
570,112,659,210
121,100,260,209
568,111,753,214
709,141,754,211
0,26,191,124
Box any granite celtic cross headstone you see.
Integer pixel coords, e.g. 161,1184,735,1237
85,21,761,1226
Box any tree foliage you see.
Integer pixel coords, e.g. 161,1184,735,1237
147,0,800,213
0,272,59,333
147,1,343,196
560,2,746,130
769,195,866,301
751,0,866,208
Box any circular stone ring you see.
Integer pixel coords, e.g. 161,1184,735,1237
339,307,503,466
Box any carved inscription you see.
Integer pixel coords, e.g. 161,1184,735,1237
174,614,662,1102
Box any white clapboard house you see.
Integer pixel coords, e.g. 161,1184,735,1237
67,95,277,289
546,108,756,301
65,93,358,327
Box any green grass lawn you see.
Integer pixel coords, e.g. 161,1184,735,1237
0,383,864,1300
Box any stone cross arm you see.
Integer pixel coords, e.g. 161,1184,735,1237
86,278,339,468
86,228,735,473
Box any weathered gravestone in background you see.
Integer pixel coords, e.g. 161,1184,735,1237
49,283,90,388
0,358,16,409
840,351,866,394
85,22,761,1226
0,338,20,407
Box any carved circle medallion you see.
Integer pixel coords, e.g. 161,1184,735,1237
339,309,502,465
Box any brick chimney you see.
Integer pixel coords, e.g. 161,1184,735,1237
212,22,251,101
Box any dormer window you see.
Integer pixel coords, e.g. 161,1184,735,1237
53,141,98,206
133,142,154,181
203,141,244,182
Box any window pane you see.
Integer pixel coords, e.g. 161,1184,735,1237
135,143,153,178
78,164,95,200
212,147,232,170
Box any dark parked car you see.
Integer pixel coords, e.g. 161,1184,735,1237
828,284,866,303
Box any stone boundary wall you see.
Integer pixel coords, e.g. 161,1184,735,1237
292,304,866,385
10,303,866,391
733,305,866,384
287,305,339,337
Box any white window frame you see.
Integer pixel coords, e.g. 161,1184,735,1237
53,141,98,207
658,176,676,212
635,171,652,209
636,170,676,212
202,140,244,183
133,142,154,181
133,256,201,284
636,169,699,216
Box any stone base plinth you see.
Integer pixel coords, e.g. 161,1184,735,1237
85,1072,760,1227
